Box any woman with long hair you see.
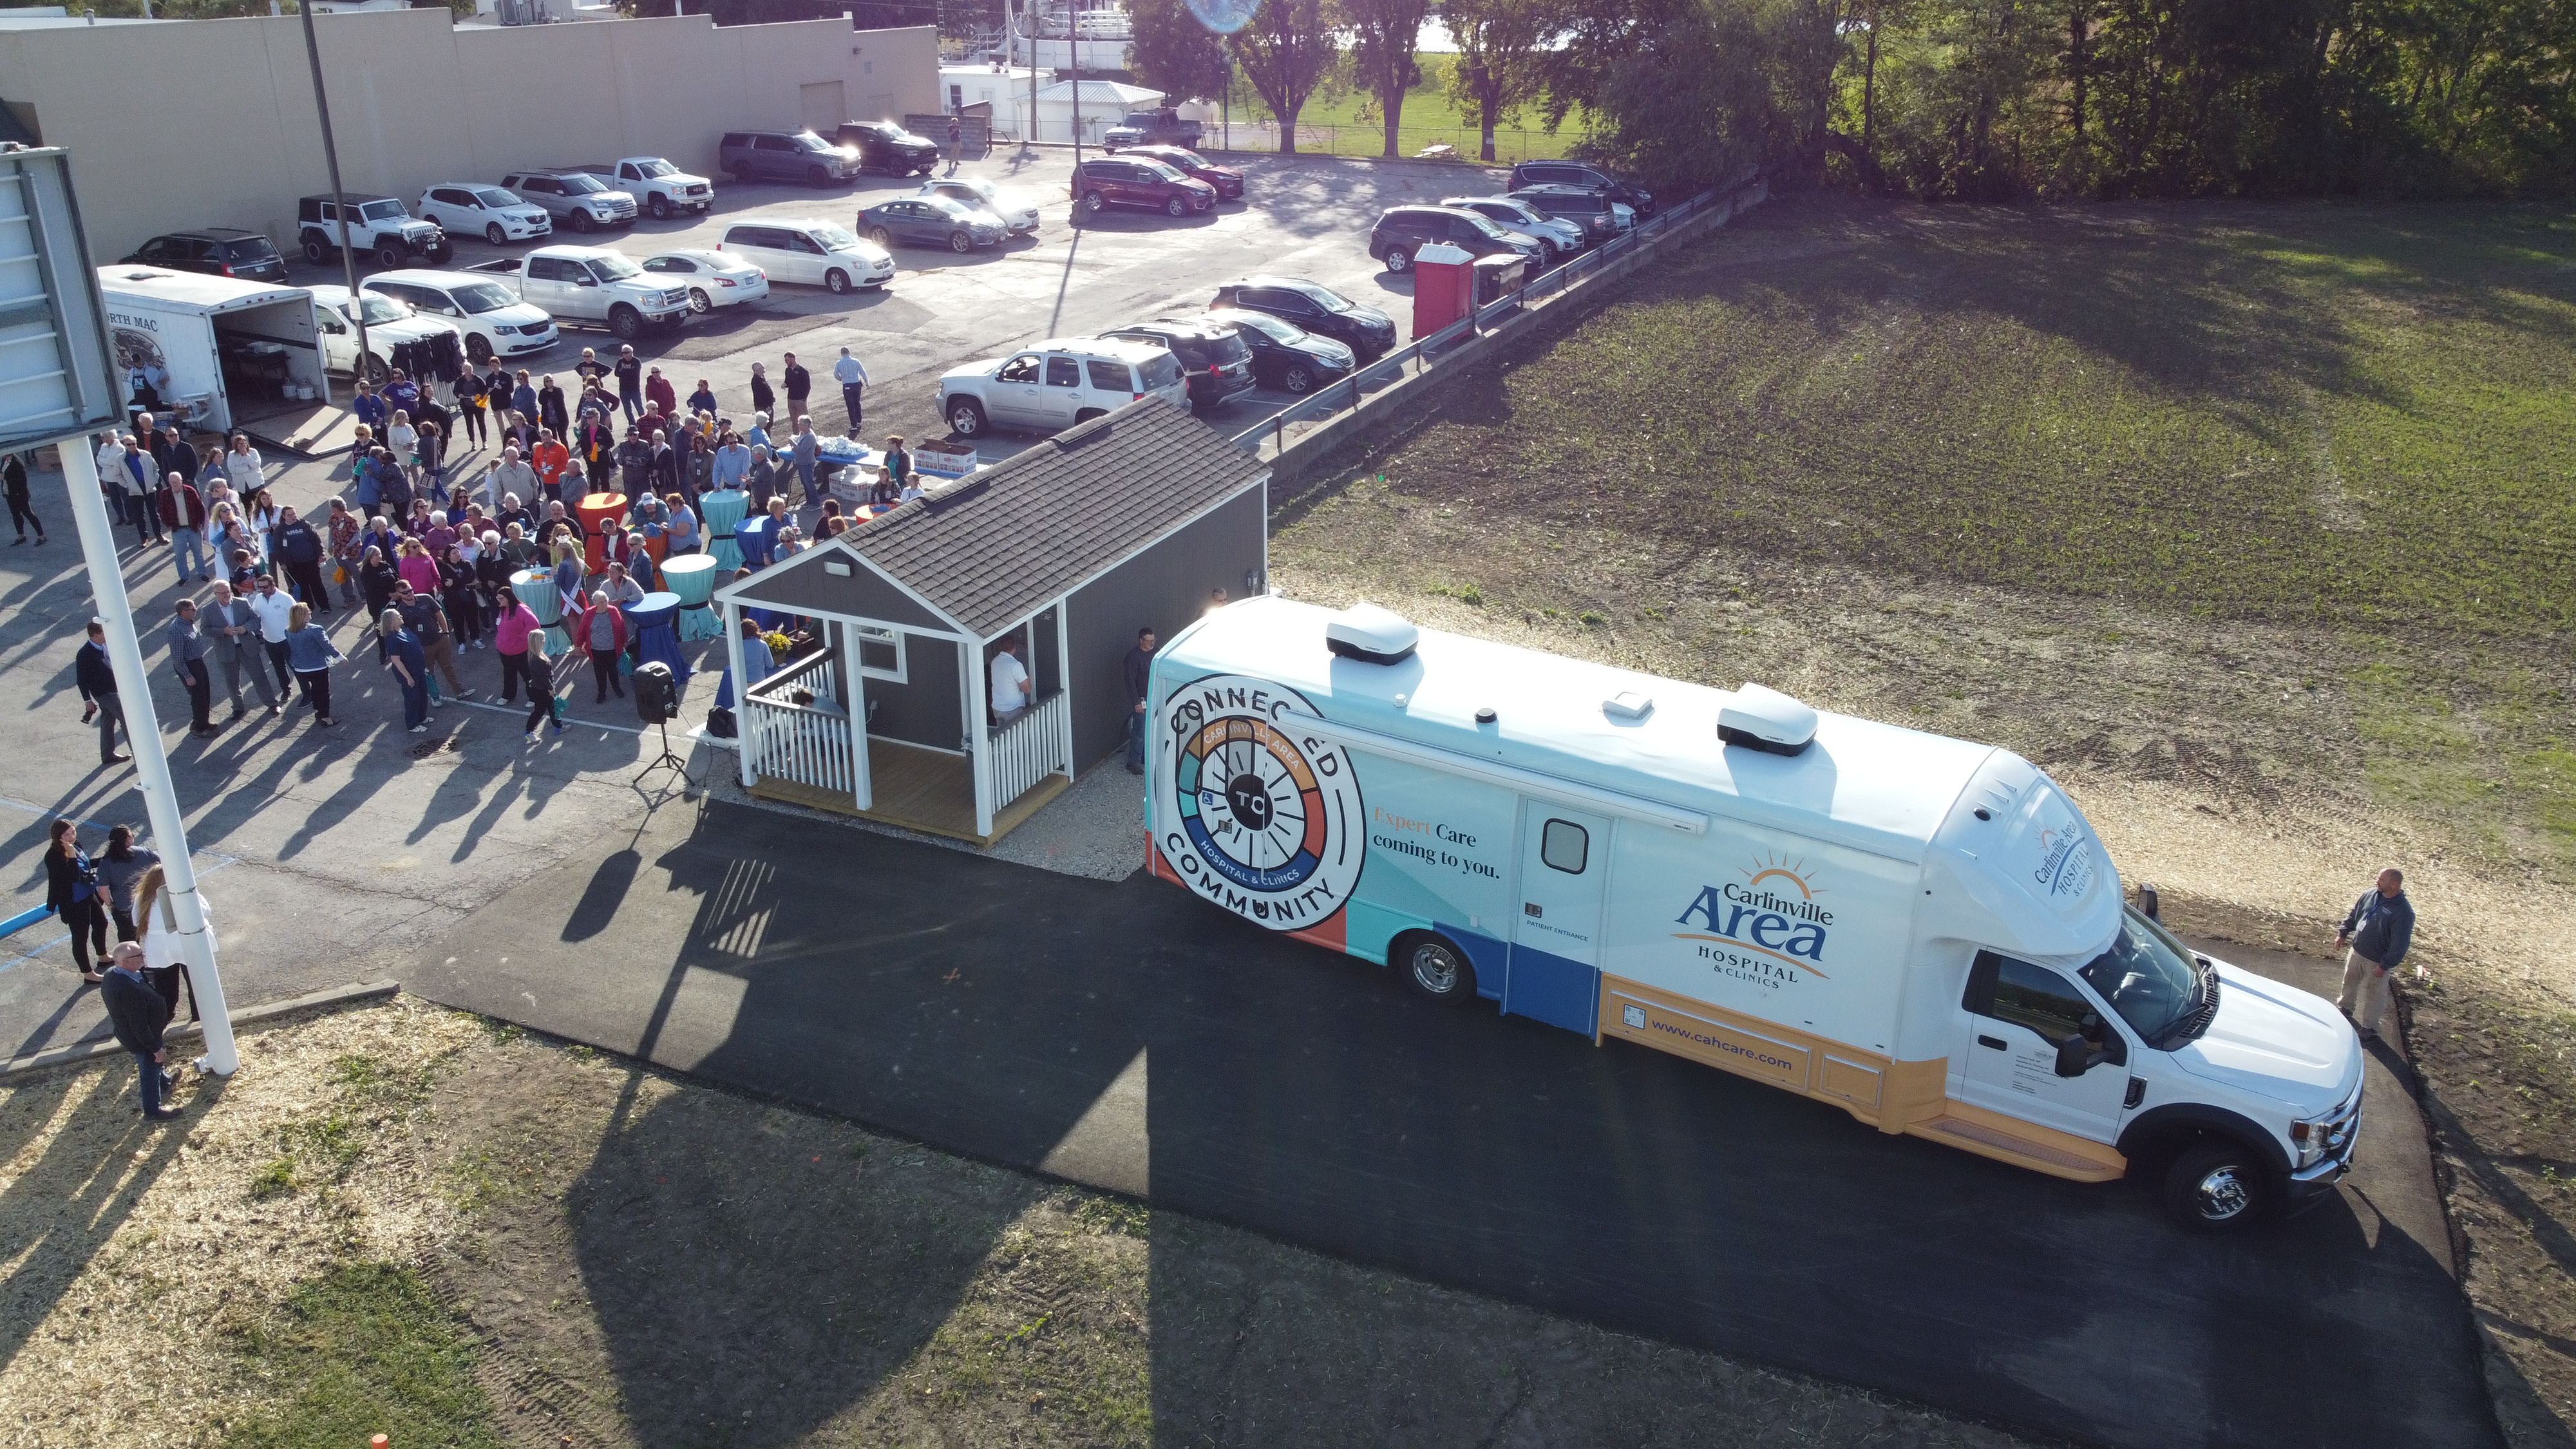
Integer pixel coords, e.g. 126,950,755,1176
44,817,110,982
283,600,343,726
244,486,281,573
396,535,440,598
133,864,202,1023
386,408,418,490
96,824,161,943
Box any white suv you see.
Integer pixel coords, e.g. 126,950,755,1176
417,184,553,245
936,337,1188,438
362,269,560,363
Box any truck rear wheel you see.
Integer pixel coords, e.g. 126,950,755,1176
1397,933,1476,1005
301,231,330,263
2161,1138,2277,1231
609,303,644,339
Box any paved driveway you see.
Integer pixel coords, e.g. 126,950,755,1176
409,795,2497,1449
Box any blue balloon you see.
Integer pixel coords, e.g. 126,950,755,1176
1188,0,1260,33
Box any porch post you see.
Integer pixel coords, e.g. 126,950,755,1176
842,620,872,811
1052,598,1074,779
965,634,994,838
723,598,753,789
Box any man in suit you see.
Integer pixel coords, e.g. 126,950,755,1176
100,942,182,1120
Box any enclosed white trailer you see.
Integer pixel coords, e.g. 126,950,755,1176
96,265,327,435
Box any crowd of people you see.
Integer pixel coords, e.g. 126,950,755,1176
72,343,919,758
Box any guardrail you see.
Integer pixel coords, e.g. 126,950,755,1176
1227,172,1760,461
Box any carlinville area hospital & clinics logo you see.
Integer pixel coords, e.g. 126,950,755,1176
1154,674,1364,933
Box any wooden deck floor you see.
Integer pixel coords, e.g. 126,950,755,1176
749,737,1071,847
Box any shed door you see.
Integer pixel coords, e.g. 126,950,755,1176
1505,802,1609,1035
801,81,848,134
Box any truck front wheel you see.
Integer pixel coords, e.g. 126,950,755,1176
2161,1138,2278,1231
375,242,405,270
609,303,644,340
357,352,388,384
945,396,987,437
650,194,672,220
1397,933,1477,1005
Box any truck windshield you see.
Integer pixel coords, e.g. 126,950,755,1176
451,282,518,314
589,253,643,281
360,201,407,221
2078,907,2205,1045
635,159,675,177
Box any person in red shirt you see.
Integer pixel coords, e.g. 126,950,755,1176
645,366,678,420
531,428,571,500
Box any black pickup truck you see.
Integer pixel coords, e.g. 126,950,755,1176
1103,108,1203,151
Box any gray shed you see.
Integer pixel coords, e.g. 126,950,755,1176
712,395,1270,843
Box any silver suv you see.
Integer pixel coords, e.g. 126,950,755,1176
499,170,638,232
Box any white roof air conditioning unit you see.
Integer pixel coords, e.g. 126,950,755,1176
1718,683,1817,756
1325,602,1419,665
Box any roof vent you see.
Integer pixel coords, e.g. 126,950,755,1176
1603,691,1653,721
1325,602,1419,665
1718,683,1817,756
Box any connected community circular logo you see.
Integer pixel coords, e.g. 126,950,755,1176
1156,674,1363,931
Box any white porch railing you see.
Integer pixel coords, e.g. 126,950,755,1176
744,651,856,798
987,690,1068,810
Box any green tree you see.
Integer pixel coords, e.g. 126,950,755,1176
1444,0,1555,161
1230,0,1341,153
1346,0,1434,156
1129,0,1234,104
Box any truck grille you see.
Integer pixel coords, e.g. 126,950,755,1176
685,185,709,197
659,289,686,308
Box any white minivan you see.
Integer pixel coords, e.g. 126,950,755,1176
362,269,560,363
717,218,894,295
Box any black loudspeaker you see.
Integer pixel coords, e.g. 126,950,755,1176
634,661,675,724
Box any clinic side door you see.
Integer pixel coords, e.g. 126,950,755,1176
1506,802,1610,1034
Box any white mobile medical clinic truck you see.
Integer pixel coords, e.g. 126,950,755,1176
1146,598,2365,1230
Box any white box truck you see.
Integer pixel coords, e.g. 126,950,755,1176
98,264,329,435
1146,598,2365,1231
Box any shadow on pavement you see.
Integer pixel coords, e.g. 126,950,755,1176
412,799,2503,1449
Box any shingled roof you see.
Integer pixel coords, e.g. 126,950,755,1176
837,394,1267,639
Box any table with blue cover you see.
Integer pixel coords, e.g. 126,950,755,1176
735,513,778,570
702,487,749,573
623,590,690,701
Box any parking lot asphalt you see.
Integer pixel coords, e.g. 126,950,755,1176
409,795,2497,1449
286,148,1478,458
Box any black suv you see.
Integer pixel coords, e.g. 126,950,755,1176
835,120,942,176
1508,185,1631,245
1103,108,1202,149
1368,205,1540,274
1101,318,1257,410
1508,159,1656,216
122,229,288,283
1209,276,1396,362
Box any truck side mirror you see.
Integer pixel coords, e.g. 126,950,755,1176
2054,1035,2098,1078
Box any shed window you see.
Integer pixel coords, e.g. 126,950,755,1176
855,624,905,682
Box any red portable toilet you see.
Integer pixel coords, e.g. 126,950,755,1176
1411,242,1477,337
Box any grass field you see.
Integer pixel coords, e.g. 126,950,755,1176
1215,53,1590,161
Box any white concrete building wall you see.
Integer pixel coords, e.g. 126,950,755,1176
0,10,938,261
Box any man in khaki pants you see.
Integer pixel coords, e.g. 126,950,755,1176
2333,867,2416,1041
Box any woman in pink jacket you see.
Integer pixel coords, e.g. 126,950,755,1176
491,583,544,710
395,536,440,598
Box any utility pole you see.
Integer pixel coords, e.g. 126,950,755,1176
1072,8,1083,166
297,0,368,379
61,442,242,1075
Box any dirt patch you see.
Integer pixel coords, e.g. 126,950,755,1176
0,1000,2041,1448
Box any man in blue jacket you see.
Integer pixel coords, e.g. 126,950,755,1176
100,942,182,1119
2333,867,2416,1041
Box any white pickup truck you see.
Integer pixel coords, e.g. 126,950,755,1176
572,157,714,220
468,245,690,341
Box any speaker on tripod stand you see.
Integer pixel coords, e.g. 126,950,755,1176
633,661,694,786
